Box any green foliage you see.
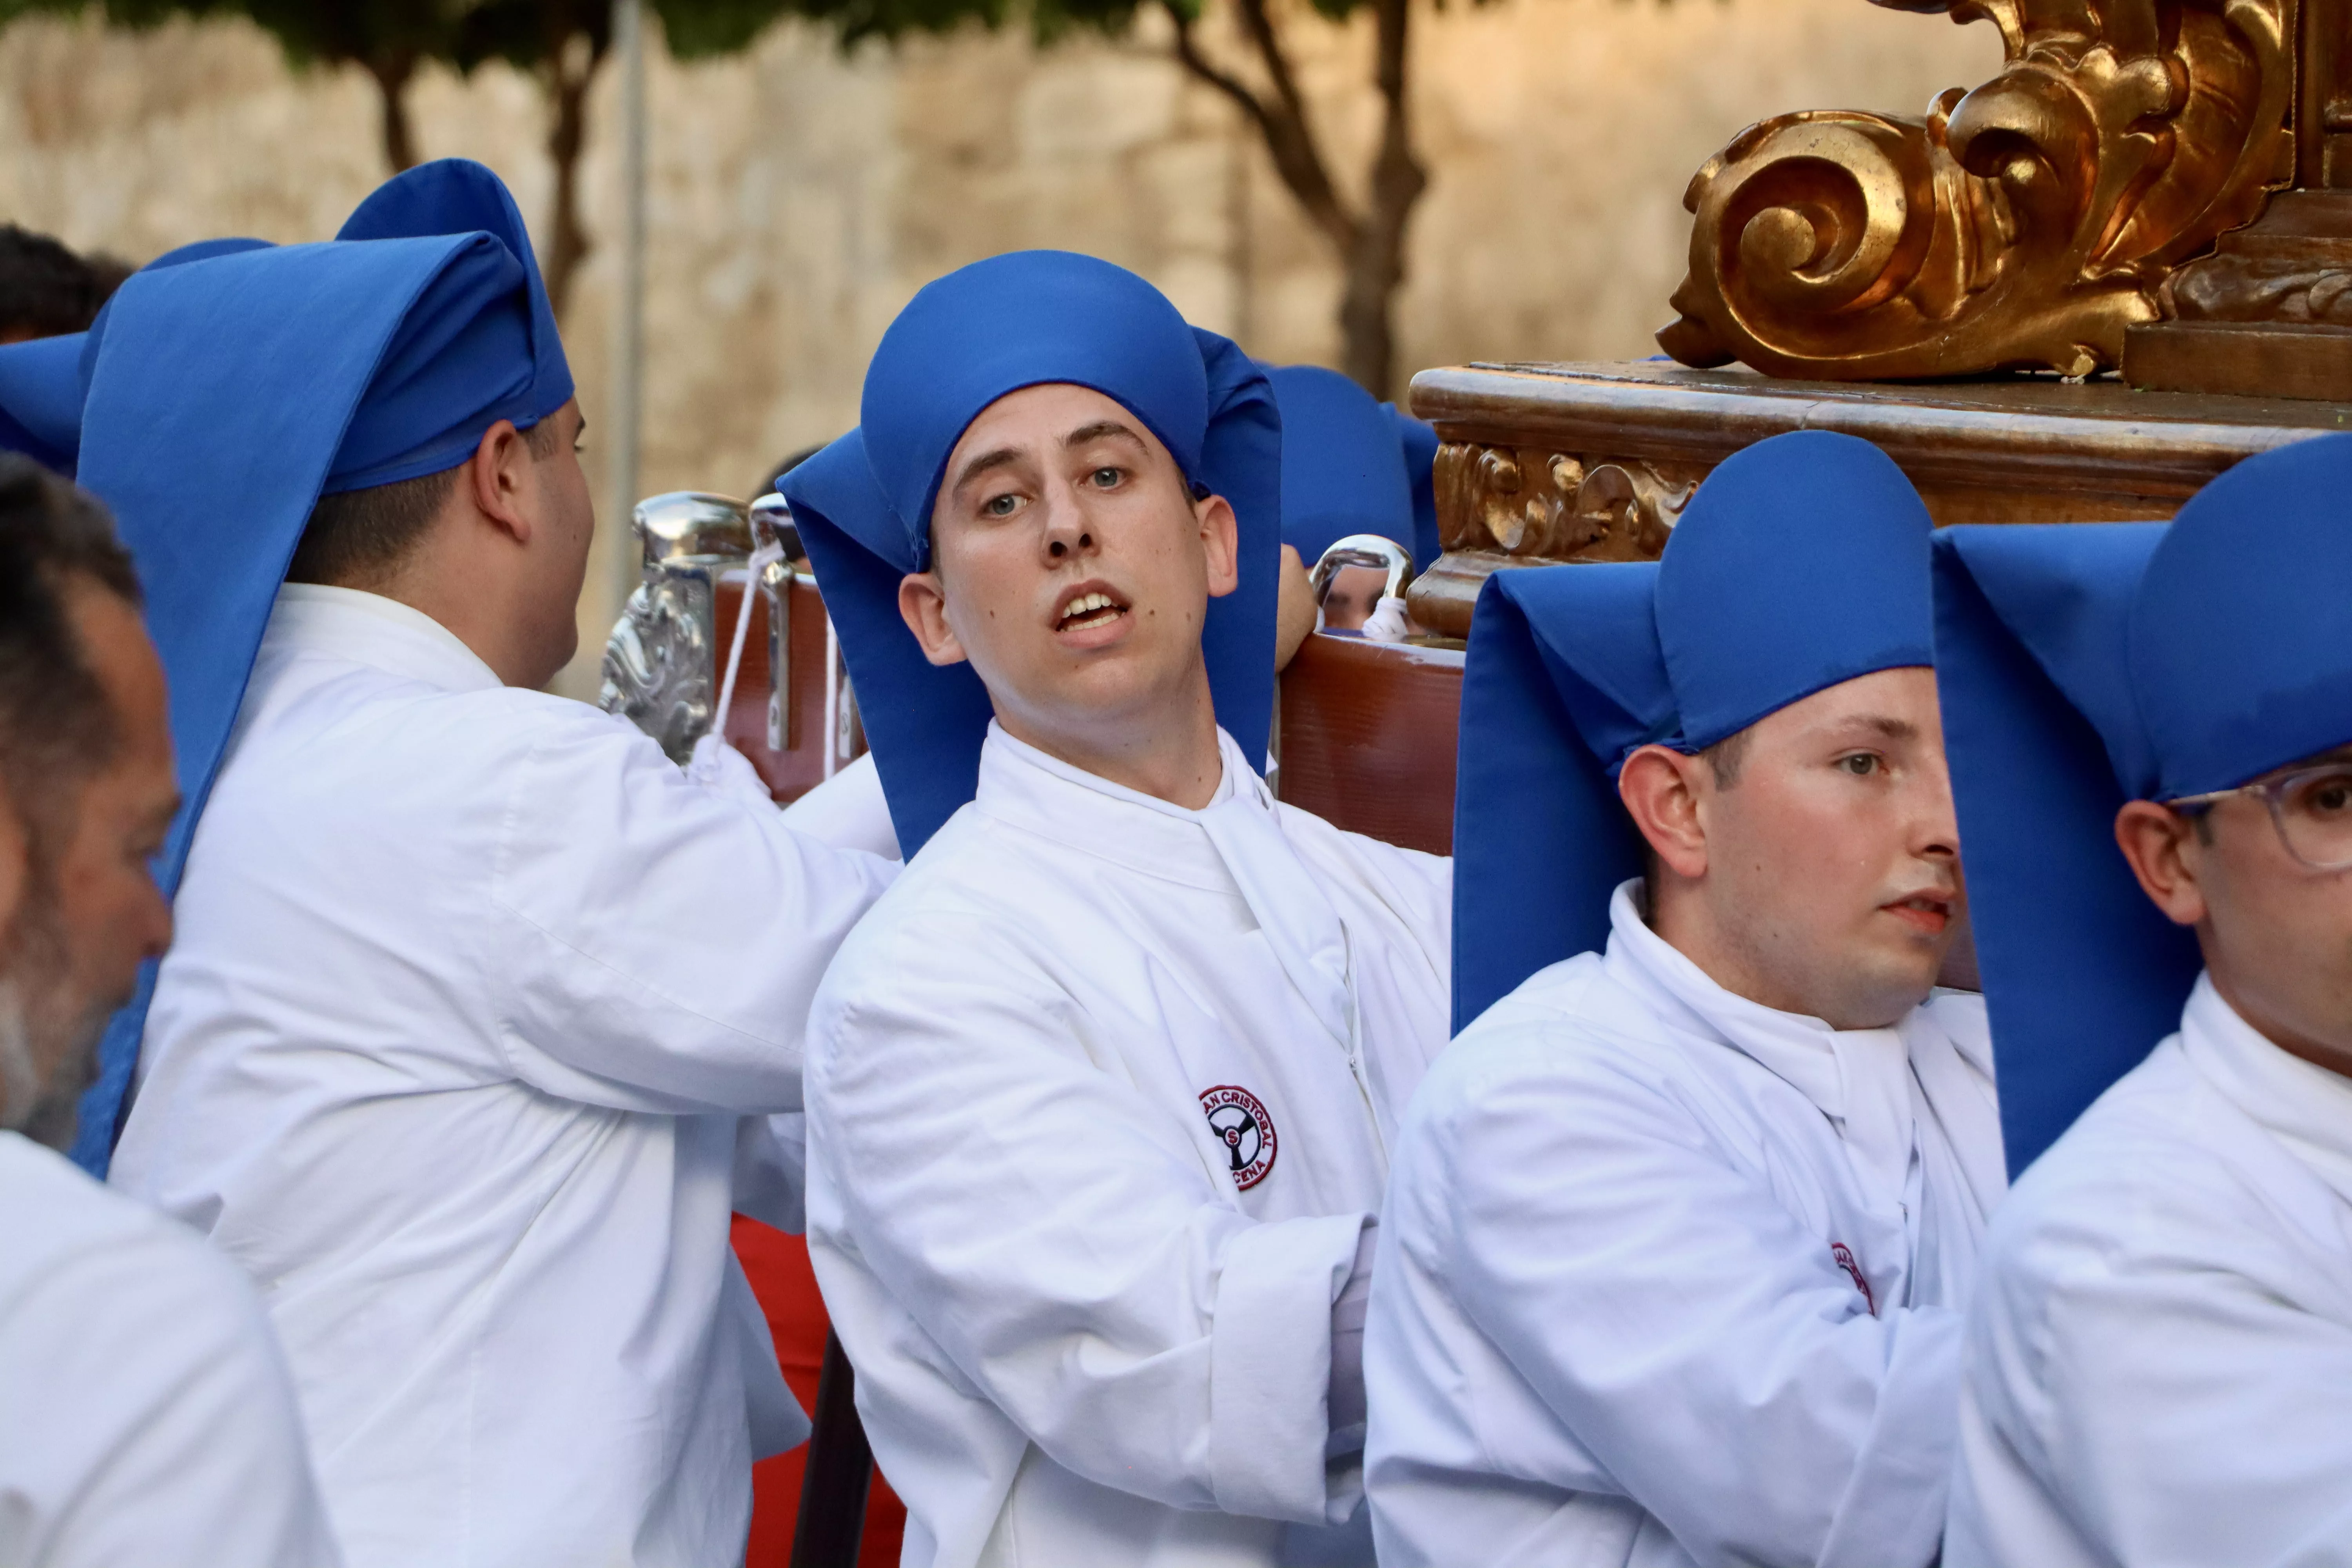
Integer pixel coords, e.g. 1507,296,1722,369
653,0,1138,57
0,0,1169,70
0,0,617,77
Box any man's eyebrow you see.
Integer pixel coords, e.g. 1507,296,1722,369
949,446,1024,494
1062,419,1145,449
1828,714,1920,742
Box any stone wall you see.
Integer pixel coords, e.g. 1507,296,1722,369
0,0,2000,695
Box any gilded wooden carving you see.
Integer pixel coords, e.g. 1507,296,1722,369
1658,0,2296,381
1433,441,1697,562
1408,438,1702,635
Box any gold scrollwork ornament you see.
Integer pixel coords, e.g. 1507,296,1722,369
1658,0,2293,381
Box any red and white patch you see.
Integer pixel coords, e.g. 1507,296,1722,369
1200,1084,1278,1191
1830,1242,1877,1316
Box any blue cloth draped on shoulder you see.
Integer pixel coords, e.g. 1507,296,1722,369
0,238,276,477
66,158,573,1175
1450,430,1934,1033
778,250,1283,857
1263,362,1439,569
1933,432,2352,1176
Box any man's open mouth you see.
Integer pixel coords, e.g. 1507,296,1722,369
1883,894,1951,934
1056,591,1129,633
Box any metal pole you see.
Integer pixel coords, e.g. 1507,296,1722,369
607,0,647,526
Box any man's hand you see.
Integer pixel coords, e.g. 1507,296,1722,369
1274,544,1317,672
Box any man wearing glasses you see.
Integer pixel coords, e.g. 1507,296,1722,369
1933,434,2352,1567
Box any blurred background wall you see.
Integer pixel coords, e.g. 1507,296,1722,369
0,0,2000,695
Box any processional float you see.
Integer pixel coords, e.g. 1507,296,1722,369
601,3,2352,1559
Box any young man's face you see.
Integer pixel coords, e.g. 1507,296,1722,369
1626,665,1964,1029
2118,745,2352,1076
0,581,178,1150
900,383,1238,748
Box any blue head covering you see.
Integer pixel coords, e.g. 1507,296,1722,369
1451,430,1935,1032
331,158,573,489
0,334,85,475
0,238,276,477
67,159,573,1174
1934,432,2352,1175
1264,363,1419,568
1388,403,1441,571
779,251,1282,857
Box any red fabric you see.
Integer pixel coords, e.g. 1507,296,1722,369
732,1215,908,1568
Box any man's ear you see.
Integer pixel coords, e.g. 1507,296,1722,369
898,571,969,669
2115,799,2209,928
1196,493,1239,600
1619,744,1711,881
465,419,535,546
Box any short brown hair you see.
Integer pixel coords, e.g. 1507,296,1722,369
0,225,111,339
1698,727,1751,789
285,416,566,588
0,457,144,834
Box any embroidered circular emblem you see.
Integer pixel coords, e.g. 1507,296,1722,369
1200,1084,1278,1191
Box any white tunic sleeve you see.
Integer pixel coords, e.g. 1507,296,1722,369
808,916,1367,1526
486,705,898,1115
1385,1027,1957,1568
0,1142,341,1568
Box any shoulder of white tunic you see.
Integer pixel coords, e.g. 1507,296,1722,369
1986,1039,2303,1289
235,655,613,774
814,807,1071,999
0,1136,264,1343
1412,953,1691,1125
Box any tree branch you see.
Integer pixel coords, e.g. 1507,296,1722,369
1165,3,1273,137
1160,0,1356,257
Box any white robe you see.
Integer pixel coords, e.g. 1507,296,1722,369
803,722,1452,1568
108,584,898,1568
1365,881,2006,1568
1949,973,2352,1568
0,1131,339,1567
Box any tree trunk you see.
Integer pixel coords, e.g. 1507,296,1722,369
1338,0,1425,395
364,53,420,173
1163,0,1428,398
540,31,603,321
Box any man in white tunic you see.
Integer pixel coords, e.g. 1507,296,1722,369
0,457,339,1566
68,162,898,1566
1933,435,2352,1567
776,251,1451,1568
1366,431,2007,1568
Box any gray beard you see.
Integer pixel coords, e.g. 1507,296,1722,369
0,909,107,1156
0,985,38,1137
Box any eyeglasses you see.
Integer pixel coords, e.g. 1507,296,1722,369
2169,763,2352,871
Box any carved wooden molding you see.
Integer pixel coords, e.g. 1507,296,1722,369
1433,441,1699,562
1659,0,2296,381
1402,359,2350,636
1408,437,1702,635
